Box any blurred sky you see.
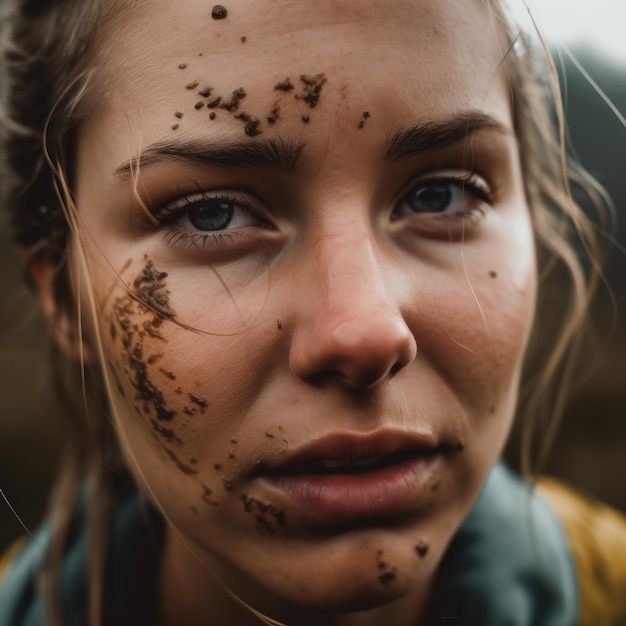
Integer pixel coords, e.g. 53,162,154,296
510,0,626,63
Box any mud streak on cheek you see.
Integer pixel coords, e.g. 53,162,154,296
104,258,222,507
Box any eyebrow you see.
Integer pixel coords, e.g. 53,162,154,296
383,111,510,164
115,136,306,175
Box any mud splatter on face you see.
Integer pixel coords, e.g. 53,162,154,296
274,77,294,92
297,73,326,108
267,106,280,124
164,447,198,475
133,260,175,318
234,111,261,137
220,87,246,112
206,96,222,109
415,540,429,558
376,550,397,585
151,420,182,444
211,4,228,19
189,393,208,412
202,483,219,506
241,494,286,534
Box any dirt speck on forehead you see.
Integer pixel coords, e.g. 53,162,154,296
211,5,228,20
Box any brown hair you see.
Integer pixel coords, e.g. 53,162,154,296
0,1,611,624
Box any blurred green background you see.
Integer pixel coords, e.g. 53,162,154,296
1,46,625,552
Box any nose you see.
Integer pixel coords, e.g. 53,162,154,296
289,231,417,388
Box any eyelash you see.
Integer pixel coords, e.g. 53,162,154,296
152,172,493,251
392,172,494,223
154,190,269,250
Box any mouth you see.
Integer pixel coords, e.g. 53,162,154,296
290,449,431,475
255,431,442,522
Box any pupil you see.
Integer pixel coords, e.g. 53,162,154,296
188,200,234,230
408,185,451,213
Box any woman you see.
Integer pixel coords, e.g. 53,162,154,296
0,0,625,624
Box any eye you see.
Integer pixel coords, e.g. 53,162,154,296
158,191,264,232
394,174,492,218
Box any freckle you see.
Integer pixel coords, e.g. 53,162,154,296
415,540,430,558
198,88,212,97
190,458,198,465
377,561,387,570
211,4,228,19
276,319,282,330
231,437,238,444
186,81,199,90
301,113,310,123
190,506,199,516
358,120,364,129
194,101,205,110
282,438,288,444
222,479,234,492
266,432,274,439
240,36,246,43
209,112,216,120
363,111,370,119
175,386,183,395
214,463,223,471
178,63,187,70
171,124,179,130
228,452,236,460
489,270,498,279
175,111,183,119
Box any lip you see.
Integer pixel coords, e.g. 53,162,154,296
255,430,442,522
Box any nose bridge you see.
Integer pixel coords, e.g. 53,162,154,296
313,225,386,313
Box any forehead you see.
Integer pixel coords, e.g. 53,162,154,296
95,0,511,127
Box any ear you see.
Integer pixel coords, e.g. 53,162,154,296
26,253,95,365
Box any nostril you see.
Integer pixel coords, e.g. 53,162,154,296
389,362,404,377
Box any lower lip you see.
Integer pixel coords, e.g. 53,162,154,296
259,454,439,522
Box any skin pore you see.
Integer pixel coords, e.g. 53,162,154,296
69,0,537,624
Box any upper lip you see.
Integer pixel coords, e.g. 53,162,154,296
258,429,440,475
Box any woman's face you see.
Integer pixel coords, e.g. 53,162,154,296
74,0,536,618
